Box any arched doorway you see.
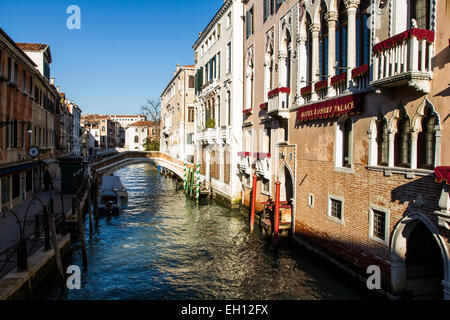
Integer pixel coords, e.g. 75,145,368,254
279,165,293,202
391,214,449,300
405,222,444,299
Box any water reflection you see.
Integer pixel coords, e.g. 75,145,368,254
45,164,371,300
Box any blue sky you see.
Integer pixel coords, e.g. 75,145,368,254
0,0,222,115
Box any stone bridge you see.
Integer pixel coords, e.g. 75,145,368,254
90,151,194,179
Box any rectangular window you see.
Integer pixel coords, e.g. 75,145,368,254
262,179,270,194
188,76,195,89
187,133,193,145
246,7,254,39
227,12,232,28
372,210,386,241
12,120,18,149
328,196,344,224
0,49,2,77
188,107,195,122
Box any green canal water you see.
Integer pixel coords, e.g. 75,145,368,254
44,163,373,300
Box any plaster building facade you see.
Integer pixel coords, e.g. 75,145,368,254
193,0,244,207
161,64,196,163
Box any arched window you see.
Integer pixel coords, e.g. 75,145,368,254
377,116,389,166
417,107,437,169
356,0,370,67
395,109,411,168
410,0,431,29
319,1,328,81
336,0,347,74
134,136,139,143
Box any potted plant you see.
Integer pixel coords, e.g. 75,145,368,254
206,118,216,129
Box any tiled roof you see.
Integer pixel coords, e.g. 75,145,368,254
16,43,48,52
129,121,156,127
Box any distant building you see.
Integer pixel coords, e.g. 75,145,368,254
125,121,156,151
160,64,196,163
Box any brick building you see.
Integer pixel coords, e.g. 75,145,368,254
239,0,450,299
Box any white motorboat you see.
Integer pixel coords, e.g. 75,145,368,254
100,175,128,204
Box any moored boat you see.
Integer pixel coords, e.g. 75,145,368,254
98,190,121,214
100,175,128,204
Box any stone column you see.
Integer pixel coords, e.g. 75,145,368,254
388,130,396,168
214,98,219,129
326,11,338,97
410,131,418,170
297,34,308,104
345,0,360,86
310,23,320,101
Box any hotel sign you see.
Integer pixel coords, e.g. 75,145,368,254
296,93,365,123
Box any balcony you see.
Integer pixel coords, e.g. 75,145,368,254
254,153,271,180
267,87,290,119
237,152,252,175
371,28,435,93
238,152,252,175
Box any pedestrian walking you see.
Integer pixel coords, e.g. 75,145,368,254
44,169,53,191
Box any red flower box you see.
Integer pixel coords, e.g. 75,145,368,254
301,85,312,96
373,28,435,55
352,64,369,79
260,102,268,110
314,79,328,91
238,152,251,157
268,87,291,98
331,72,347,86
435,167,450,185
254,152,271,159
243,108,253,115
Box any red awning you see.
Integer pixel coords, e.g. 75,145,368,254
435,167,450,185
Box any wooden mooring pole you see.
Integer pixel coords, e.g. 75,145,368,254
274,180,281,245
49,198,65,290
74,197,88,269
87,182,93,235
250,174,258,233
93,177,99,225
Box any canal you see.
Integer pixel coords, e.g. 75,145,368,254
45,163,373,300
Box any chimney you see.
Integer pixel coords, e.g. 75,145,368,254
57,86,61,92
176,63,180,71
50,77,55,85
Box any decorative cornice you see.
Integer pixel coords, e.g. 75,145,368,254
193,0,233,50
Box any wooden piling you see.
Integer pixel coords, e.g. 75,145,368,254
274,181,281,245
49,198,66,290
74,197,88,269
93,177,99,224
250,175,258,233
87,182,93,235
